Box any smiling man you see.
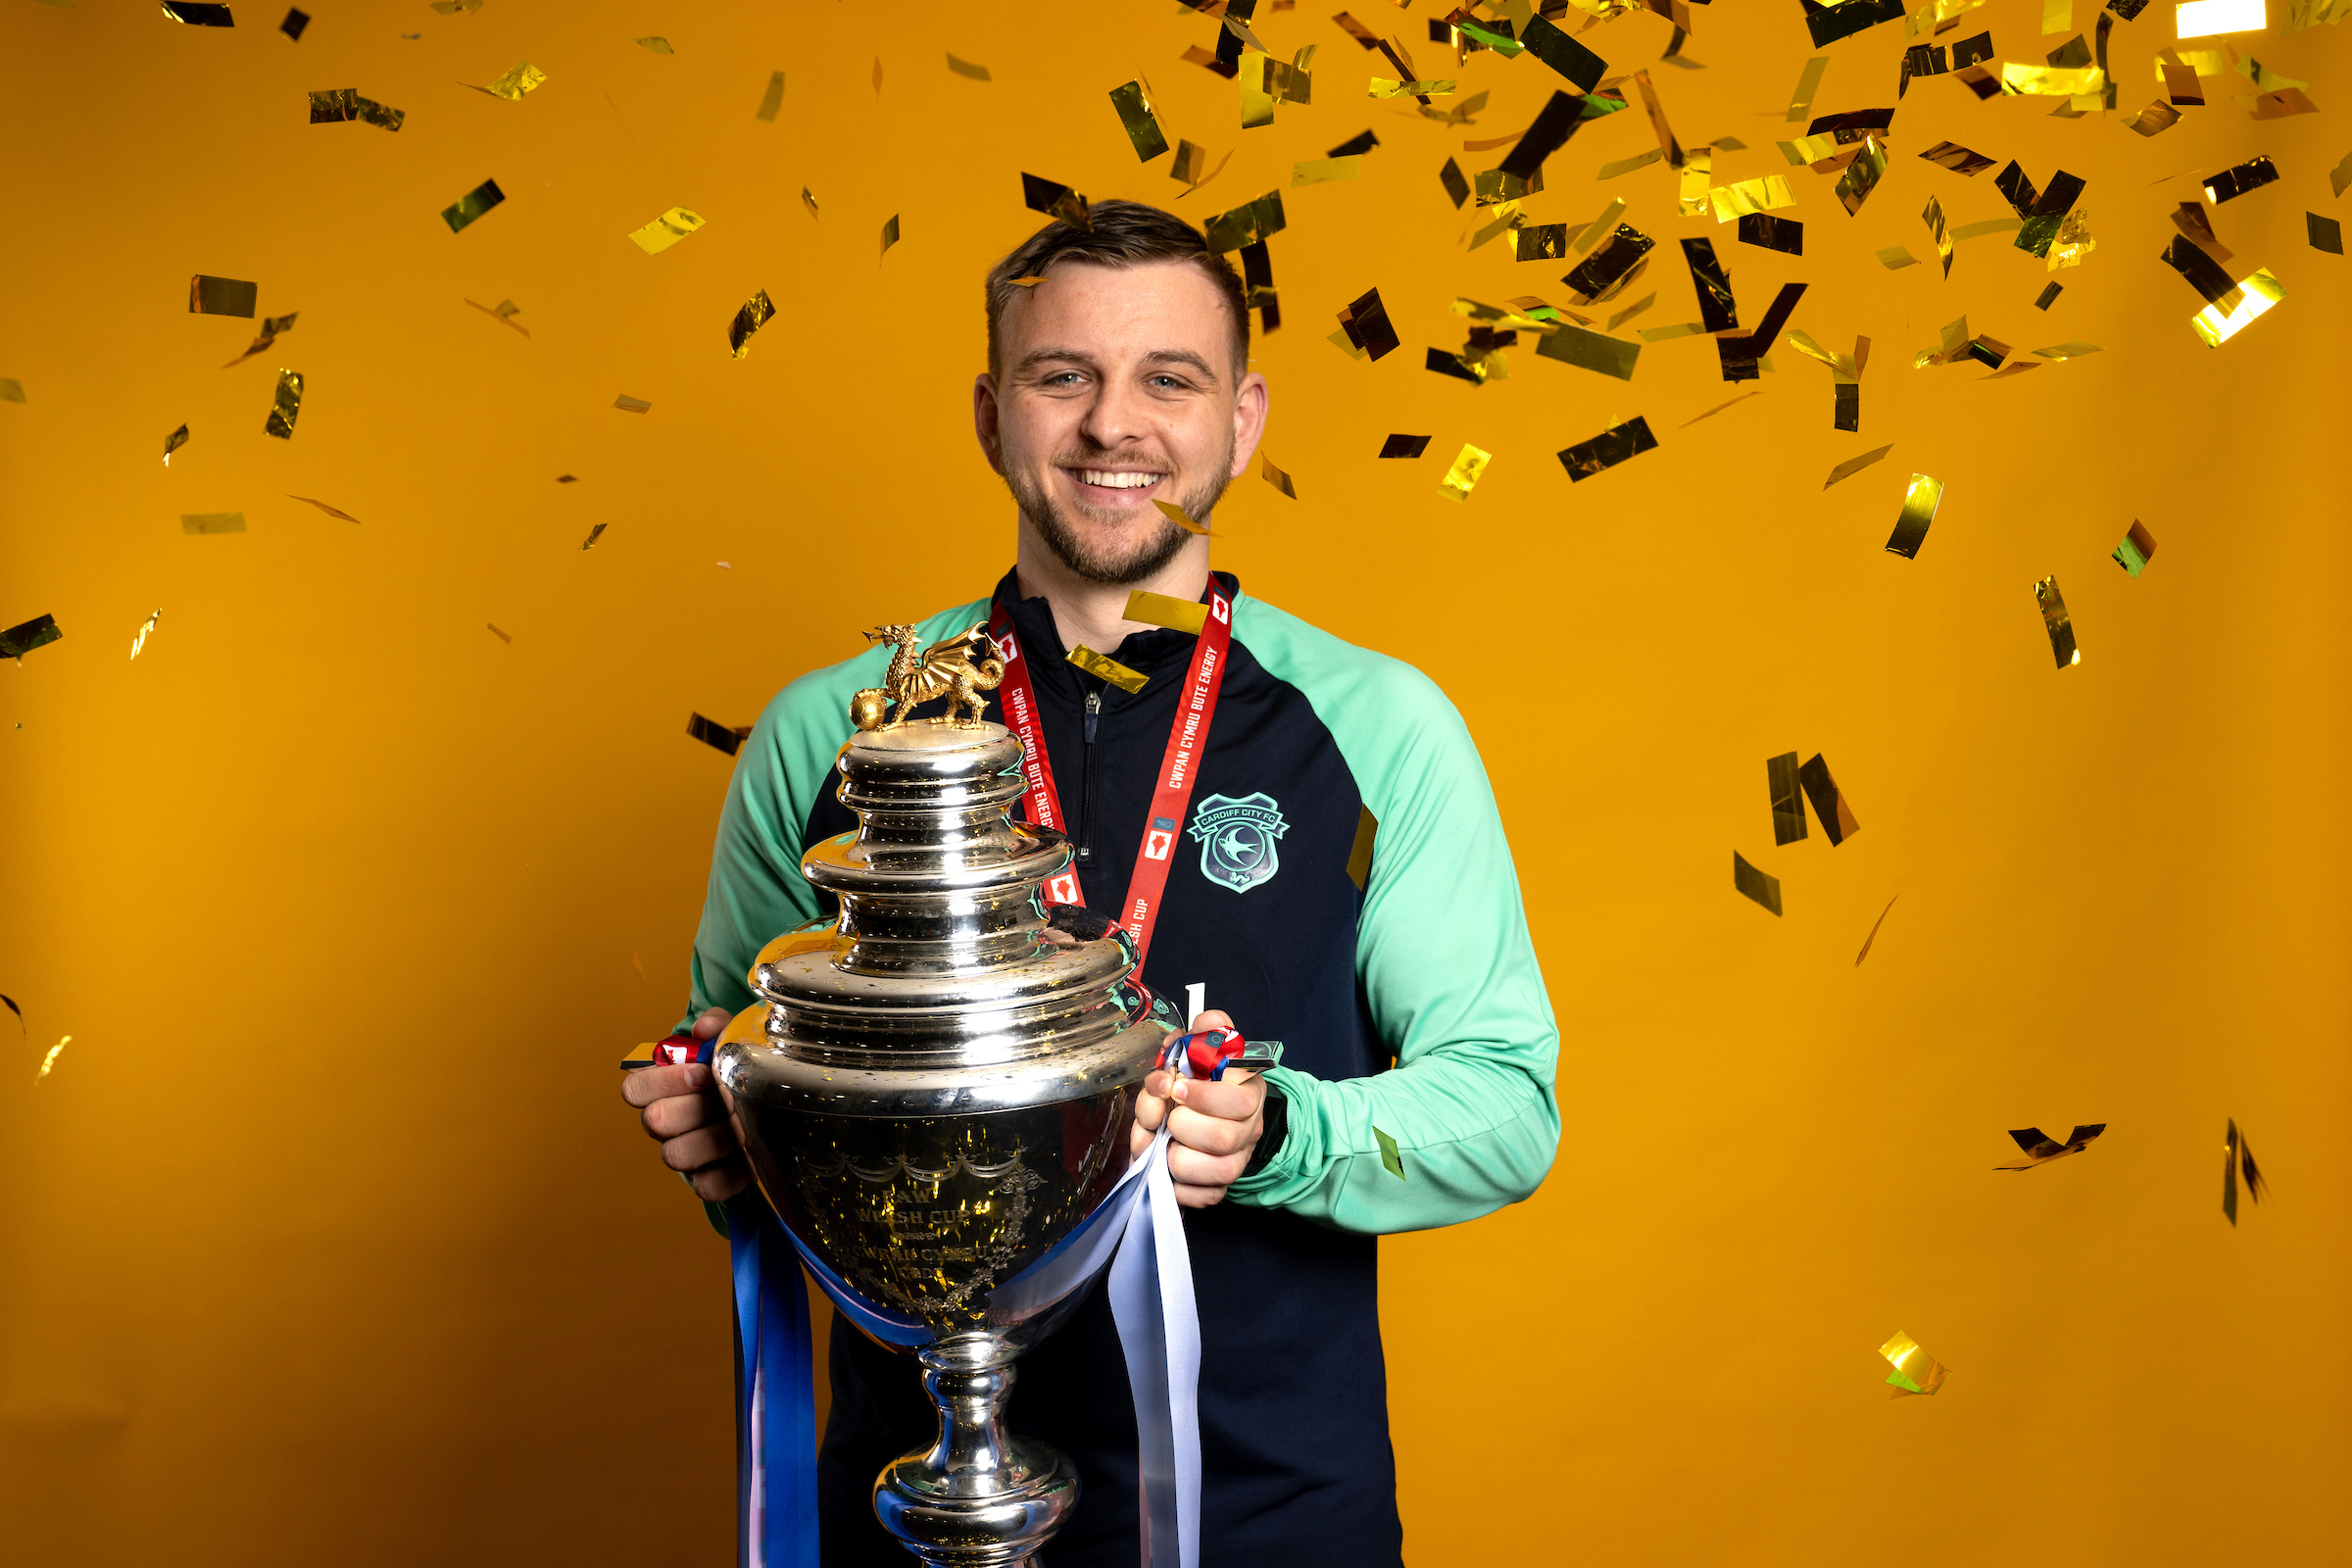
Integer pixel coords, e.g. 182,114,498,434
622,200,1560,1566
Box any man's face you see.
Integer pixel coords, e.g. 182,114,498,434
976,259,1268,585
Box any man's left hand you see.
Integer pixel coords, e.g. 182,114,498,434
1131,1008,1264,1208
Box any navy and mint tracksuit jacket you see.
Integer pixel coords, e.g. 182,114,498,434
684,569,1560,1565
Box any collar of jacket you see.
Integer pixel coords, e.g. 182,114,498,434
991,566,1241,715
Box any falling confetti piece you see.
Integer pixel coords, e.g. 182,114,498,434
947,53,991,80
635,36,672,54
223,310,300,366
487,622,512,643
1556,417,1656,482
0,994,20,1033
2190,268,2283,346
1994,1123,2106,1169
128,608,162,661
1798,755,1860,845
581,522,607,550
0,379,24,403
189,275,259,318
1768,752,1808,845
613,394,651,413
1437,442,1491,502
262,368,303,439
288,494,360,522
628,207,705,255
688,712,752,756
872,56,884,96
281,8,308,39
728,289,775,358
1066,645,1151,694
1336,286,1399,360
1733,852,1782,916
1919,140,1998,176
1877,247,1919,270
1785,55,1829,121
1259,454,1298,498
1379,434,1431,459
2222,1118,2269,1223
309,87,405,128
441,178,506,233
162,2,234,24
880,214,901,259
1374,1126,1405,1179
2034,575,2080,667
1682,391,1763,425
1108,78,1168,161
756,71,784,120
2308,213,2343,254
1152,498,1210,535
2113,520,2158,575
1124,590,1209,635
1854,895,1897,965
1824,445,1894,488
465,298,529,338
164,423,189,464
2,613,64,659
181,512,246,534
470,61,546,99
1886,473,1943,559
33,1035,70,1083
2034,282,2064,310
1880,1331,1947,1397
2203,156,2279,204
556,474,577,483
801,187,818,220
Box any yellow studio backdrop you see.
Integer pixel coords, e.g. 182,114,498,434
3,0,2347,1560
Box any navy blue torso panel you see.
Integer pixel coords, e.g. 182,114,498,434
802,572,1402,1567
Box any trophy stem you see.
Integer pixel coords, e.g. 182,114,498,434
873,1333,1079,1566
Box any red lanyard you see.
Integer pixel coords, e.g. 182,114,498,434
986,585,1233,964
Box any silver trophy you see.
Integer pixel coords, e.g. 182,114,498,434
714,622,1168,1565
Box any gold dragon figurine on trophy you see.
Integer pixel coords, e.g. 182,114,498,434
850,621,1006,731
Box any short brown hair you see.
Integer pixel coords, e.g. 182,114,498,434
984,199,1251,380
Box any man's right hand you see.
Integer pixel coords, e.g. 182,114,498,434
620,1005,752,1201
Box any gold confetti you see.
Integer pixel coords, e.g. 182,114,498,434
1854,895,1898,964
1007,276,1046,288
628,207,705,255
288,494,361,522
1923,196,1953,279
2125,99,2182,134
946,52,990,80
465,298,528,339
1260,453,1298,498
2204,155,2278,204
1293,155,1364,186
1886,473,1942,558
1378,434,1432,459
1733,852,1782,916
1768,753,1808,845
307,88,405,130
1682,391,1763,425
1124,590,1209,635
282,8,309,40
0,378,24,402
636,36,672,54
1596,148,1664,181
1369,77,1455,98
1919,140,1997,175
2190,268,2283,347
1562,224,1654,305
189,275,258,318
1533,322,1640,380
1606,293,1656,330
163,422,189,464
1706,176,1794,224
181,512,246,535
1799,755,1860,845
487,622,512,643
1571,198,1627,254
1949,219,2022,244
1,612,62,658
263,368,303,440
1336,286,1399,359
128,608,162,662
613,394,651,413
2034,575,2080,667
1153,498,1210,535
1557,417,1657,481
2220,1114,2258,1222
1438,442,1491,503
470,61,547,100
880,213,901,259
426,0,480,12
1834,136,1888,214
801,187,818,220
581,522,607,550
1109,79,1168,160
1511,223,1568,261
1024,172,1092,230
756,71,784,121
1677,146,1713,218
1375,1126,1405,1180
688,712,753,756
1785,55,1829,121
1641,321,1705,342
1825,445,1893,488
1880,1331,1947,1396
2308,213,2343,254
221,309,299,368
728,289,774,359
1877,246,1919,270
1067,645,1151,694
32,1034,70,1084
2110,519,2158,578
162,2,233,24
441,178,505,233
872,56,883,96
2032,342,2100,361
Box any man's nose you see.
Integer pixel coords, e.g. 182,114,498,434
1076,375,1149,450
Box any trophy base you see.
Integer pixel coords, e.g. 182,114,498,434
872,1335,1080,1567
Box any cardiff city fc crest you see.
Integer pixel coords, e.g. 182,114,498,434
1187,792,1289,894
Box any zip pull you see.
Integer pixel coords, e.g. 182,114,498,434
1084,690,1101,743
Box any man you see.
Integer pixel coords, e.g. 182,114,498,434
623,200,1559,1565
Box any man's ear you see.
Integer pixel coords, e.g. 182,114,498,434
973,372,1006,476
1227,369,1271,480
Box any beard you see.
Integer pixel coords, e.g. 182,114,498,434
1006,444,1233,586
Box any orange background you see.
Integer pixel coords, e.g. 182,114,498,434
2,0,2346,1562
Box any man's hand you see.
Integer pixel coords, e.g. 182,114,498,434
1130,1009,1265,1208
620,1005,752,1202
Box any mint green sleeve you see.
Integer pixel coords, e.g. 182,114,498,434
1224,600,1560,1233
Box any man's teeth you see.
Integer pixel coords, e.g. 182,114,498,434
1074,470,1160,489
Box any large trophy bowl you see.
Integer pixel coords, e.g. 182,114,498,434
715,648,1168,1566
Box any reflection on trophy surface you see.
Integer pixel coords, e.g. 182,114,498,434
715,620,1169,1565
